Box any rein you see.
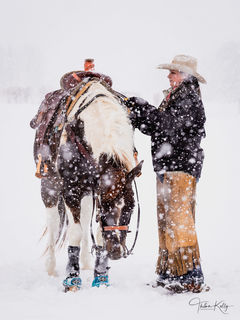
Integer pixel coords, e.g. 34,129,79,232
66,80,94,116
90,190,97,254
74,94,107,119
124,179,141,256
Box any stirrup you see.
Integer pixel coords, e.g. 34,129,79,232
92,275,109,288
63,276,82,291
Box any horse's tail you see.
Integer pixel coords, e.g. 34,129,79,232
56,194,68,248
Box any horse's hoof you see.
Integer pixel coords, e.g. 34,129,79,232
63,276,82,292
64,286,79,293
47,270,58,277
92,275,109,288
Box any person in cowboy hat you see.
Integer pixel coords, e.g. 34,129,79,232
126,54,207,293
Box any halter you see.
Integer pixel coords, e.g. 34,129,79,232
90,178,141,258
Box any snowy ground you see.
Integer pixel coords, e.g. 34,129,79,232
0,101,239,319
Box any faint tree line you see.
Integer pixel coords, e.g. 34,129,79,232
0,45,46,103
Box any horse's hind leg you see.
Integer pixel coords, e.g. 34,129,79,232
41,177,61,276
45,206,60,276
65,207,82,275
79,195,92,270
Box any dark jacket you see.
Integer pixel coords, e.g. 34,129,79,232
127,77,206,180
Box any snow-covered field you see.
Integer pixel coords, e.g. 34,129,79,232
1,0,240,318
0,102,239,320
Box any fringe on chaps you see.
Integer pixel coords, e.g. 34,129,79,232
156,172,202,277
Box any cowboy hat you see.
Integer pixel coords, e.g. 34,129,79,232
157,54,206,84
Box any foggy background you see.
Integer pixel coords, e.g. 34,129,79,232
1,0,240,107
1,1,240,319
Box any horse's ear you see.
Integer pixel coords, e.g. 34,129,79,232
126,160,144,183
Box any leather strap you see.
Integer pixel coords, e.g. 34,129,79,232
74,94,106,119
65,124,96,166
35,154,42,178
66,81,94,116
103,226,129,231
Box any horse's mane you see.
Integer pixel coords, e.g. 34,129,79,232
64,81,135,171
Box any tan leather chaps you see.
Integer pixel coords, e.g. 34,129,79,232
156,172,201,277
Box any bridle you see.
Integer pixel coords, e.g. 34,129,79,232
90,178,141,258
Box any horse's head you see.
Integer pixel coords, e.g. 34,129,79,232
98,159,143,260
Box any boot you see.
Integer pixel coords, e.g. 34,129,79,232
92,246,109,287
66,245,80,276
63,246,81,291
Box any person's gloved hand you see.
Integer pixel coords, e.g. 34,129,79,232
125,96,148,109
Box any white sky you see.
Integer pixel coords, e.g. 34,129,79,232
1,0,240,102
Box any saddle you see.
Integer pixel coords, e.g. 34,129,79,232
30,71,113,178
31,71,139,179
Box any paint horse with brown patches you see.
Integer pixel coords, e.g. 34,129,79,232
33,78,142,291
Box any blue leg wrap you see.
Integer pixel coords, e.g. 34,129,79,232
63,277,82,290
92,275,109,287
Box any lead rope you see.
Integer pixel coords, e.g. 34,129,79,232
123,179,141,257
90,190,97,254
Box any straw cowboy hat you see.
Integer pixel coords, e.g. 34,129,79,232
157,54,206,84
